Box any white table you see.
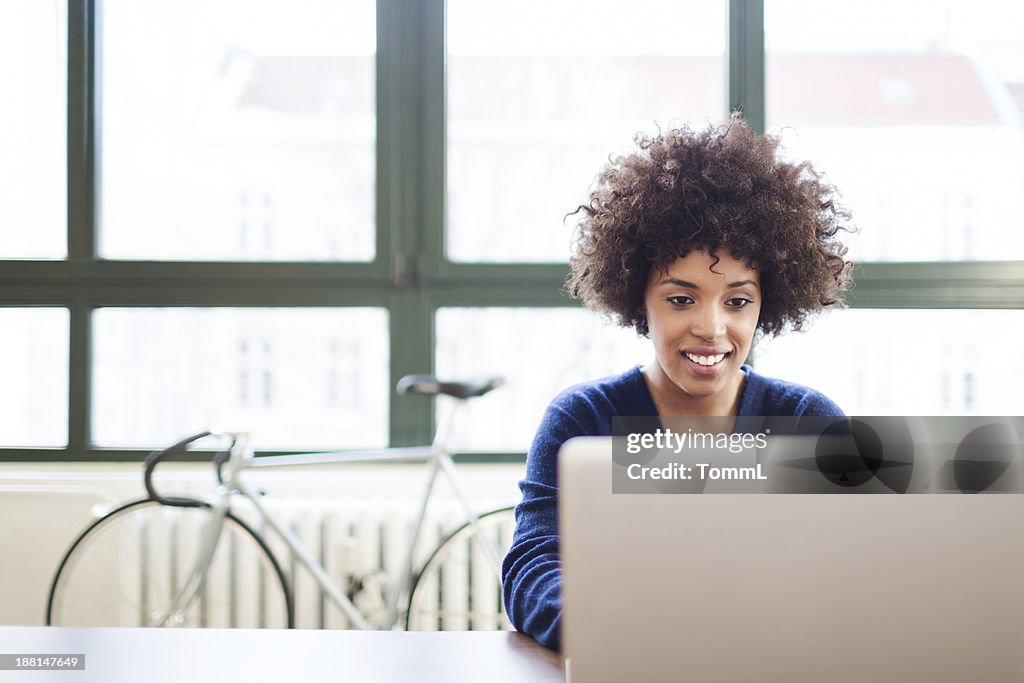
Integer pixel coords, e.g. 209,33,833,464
0,626,564,682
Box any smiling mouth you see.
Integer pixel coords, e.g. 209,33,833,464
683,351,731,367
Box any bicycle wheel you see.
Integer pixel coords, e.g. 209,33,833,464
405,506,516,631
47,498,293,628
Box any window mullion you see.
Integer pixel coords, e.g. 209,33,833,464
66,0,97,456
380,0,444,446
727,0,765,132
376,0,402,281
417,0,446,283
67,0,96,262
67,303,92,454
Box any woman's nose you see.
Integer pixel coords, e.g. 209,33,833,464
691,305,726,341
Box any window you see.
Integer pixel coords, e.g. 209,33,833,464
0,309,69,448
435,308,650,451
446,0,726,262
92,308,388,450
759,0,1024,415
99,0,376,261
0,0,66,259
753,309,1024,415
1,0,1020,461
765,0,1024,261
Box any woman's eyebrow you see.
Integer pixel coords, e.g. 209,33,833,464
727,279,759,289
658,277,759,289
658,277,699,289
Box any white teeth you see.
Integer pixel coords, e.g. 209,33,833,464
685,352,726,366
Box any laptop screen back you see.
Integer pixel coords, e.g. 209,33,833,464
559,436,1024,682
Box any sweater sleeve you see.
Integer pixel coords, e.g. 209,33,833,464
501,391,597,652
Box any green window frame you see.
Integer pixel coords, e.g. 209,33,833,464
1,0,1021,462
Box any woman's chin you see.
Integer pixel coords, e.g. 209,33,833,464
669,375,726,400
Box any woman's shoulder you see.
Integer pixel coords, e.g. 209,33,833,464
540,366,653,434
740,365,845,417
549,365,649,412
527,367,652,486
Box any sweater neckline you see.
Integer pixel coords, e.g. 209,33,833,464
628,364,758,417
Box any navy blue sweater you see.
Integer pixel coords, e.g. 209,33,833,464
500,364,844,651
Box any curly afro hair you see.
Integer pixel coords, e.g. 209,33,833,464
567,115,853,338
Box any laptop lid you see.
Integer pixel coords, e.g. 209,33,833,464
559,436,1024,682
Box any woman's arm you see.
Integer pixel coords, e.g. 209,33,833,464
502,476,562,649
501,395,597,651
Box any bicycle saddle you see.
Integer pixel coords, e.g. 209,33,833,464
396,374,504,399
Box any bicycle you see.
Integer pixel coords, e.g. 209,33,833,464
46,374,518,632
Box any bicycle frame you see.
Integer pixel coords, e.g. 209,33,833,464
165,398,507,631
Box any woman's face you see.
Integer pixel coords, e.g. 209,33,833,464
643,249,761,413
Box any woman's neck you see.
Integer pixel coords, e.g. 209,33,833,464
640,362,746,418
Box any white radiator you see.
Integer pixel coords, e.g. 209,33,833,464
131,497,515,631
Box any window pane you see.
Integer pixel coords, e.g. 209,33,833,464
99,0,375,261
447,0,726,262
0,0,66,259
436,308,650,451
0,309,69,447
766,0,1024,260
753,309,1024,415
93,308,388,450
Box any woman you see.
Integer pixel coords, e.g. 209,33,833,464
501,116,853,651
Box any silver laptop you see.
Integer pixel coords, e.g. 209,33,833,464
559,436,1024,682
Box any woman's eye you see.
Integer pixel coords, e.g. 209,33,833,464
726,298,753,308
666,295,694,306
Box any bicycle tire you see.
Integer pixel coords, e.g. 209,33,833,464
47,497,294,628
405,506,516,631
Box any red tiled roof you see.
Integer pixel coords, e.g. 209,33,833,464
233,52,1008,126
236,54,373,115
767,54,1000,125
